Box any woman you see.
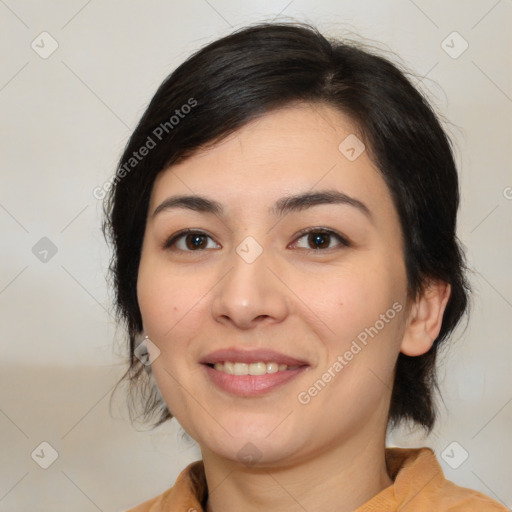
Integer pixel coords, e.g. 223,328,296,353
103,22,507,511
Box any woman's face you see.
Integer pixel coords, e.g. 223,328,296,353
137,102,410,466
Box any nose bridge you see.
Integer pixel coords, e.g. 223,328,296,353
211,234,289,328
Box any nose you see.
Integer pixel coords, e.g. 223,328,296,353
210,243,290,330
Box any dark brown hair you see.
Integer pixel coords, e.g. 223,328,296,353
103,21,470,431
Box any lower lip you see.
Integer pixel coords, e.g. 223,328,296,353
202,364,308,397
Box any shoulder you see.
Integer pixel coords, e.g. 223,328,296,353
424,478,508,511
123,460,206,512
428,466,507,511
387,447,508,511
124,487,174,512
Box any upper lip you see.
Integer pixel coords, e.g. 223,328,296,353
200,348,309,367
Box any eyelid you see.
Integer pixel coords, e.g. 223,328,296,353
290,227,351,250
163,227,351,252
163,228,218,250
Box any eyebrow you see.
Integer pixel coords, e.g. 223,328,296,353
152,190,372,221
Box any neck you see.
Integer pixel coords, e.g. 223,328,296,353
202,430,393,512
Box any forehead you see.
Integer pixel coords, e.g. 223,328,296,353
150,103,393,219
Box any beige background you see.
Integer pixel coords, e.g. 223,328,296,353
1,0,511,510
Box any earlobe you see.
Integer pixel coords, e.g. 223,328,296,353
400,280,451,357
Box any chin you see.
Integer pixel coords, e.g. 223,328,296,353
206,438,299,467
194,420,305,467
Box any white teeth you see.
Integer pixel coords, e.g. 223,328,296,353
266,362,279,374
223,361,235,374
211,361,299,375
249,362,267,376
233,362,249,375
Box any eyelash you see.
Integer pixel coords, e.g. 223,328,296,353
162,227,351,253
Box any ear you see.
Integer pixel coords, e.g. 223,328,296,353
400,280,451,356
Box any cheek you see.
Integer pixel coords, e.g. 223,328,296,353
137,255,196,340
309,254,407,378
137,257,206,428
323,263,400,330
300,264,405,418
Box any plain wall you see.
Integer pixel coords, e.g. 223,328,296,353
1,1,511,510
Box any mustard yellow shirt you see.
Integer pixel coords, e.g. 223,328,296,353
126,447,507,511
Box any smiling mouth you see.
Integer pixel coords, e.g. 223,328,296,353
207,361,302,375
202,361,309,397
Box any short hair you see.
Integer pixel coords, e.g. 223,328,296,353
103,21,470,432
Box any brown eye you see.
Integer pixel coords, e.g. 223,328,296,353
293,229,350,251
184,233,208,250
307,232,330,249
163,230,220,251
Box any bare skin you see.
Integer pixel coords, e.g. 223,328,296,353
137,102,450,512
